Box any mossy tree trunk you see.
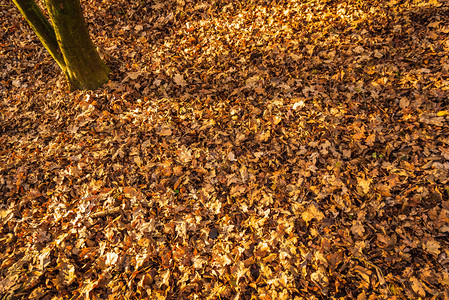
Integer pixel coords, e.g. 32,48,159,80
12,0,110,91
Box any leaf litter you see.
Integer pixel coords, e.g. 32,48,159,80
1,0,449,298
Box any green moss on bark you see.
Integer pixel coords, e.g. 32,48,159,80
13,0,110,90
12,0,65,69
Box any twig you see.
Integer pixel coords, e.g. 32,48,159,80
90,207,121,218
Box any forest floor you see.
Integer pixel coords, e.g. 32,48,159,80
1,0,449,299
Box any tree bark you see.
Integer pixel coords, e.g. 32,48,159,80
12,0,110,91
12,0,65,69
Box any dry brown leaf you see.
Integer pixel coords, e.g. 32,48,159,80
410,276,426,297
174,74,187,86
424,239,441,256
158,127,172,136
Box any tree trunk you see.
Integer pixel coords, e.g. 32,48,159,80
12,0,65,69
12,0,110,91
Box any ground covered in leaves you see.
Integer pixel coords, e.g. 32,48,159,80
1,0,449,298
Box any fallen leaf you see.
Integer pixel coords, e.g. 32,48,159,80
158,127,172,136
174,74,187,86
357,177,372,194
227,151,237,161
410,276,426,297
424,239,441,256
302,204,324,224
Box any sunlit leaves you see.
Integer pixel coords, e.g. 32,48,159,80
2,0,449,298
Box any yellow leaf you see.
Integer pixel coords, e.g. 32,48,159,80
437,110,449,117
357,177,372,194
258,130,270,142
58,259,76,286
353,131,365,140
410,276,426,297
177,146,192,163
425,239,441,255
302,204,324,224
230,185,246,197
